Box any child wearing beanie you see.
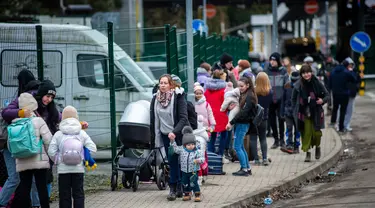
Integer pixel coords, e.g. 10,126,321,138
48,105,97,208
281,71,300,154
194,82,216,132
169,126,205,202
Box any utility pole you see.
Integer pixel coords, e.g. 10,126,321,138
272,0,278,52
203,0,207,26
325,0,329,55
186,0,194,101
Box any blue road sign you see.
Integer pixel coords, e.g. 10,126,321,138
350,31,372,53
192,19,208,34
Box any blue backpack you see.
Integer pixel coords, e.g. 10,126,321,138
7,118,42,159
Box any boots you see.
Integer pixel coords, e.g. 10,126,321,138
176,183,183,198
315,147,321,160
304,152,311,162
194,192,202,202
224,149,232,161
167,184,177,201
183,192,191,201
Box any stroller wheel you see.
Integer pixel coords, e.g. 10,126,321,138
156,169,167,190
111,173,118,191
132,175,139,192
122,173,131,189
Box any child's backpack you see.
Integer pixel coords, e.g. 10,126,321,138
252,104,265,126
59,134,84,166
0,109,8,150
7,118,42,158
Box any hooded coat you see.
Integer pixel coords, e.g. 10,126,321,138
48,118,97,174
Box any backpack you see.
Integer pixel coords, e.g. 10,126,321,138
0,109,8,150
7,118,42,158
58,134,84,166
187,101,198,130
252,104,265,126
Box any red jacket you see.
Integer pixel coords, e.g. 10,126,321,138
204,78,228,132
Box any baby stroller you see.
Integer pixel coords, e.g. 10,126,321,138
111,100,168,192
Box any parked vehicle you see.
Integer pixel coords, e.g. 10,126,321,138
0,23,155,147
136,61,167,82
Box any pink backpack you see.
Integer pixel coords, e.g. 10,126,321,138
57,135,83,166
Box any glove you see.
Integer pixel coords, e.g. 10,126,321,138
83,147,97,171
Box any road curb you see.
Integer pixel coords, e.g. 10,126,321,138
221,128,344,208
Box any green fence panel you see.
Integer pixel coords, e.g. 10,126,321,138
206,34,216,66
193,32,200,81
200,33,206,63
169,26,179,76
215,34,223,61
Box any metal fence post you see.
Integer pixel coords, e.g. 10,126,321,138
164,24,171,74
35,25,44,81
107,22,117,171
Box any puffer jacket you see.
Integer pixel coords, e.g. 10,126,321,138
264,66,289,103
14,115,52,172
48,118,97,174
171,141,204,173
196,67,211,87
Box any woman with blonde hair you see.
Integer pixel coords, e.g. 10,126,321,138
250,72,273,166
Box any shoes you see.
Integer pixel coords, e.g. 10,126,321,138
176,183,183,198
202,176,207,184
263,159,269,166
254,160,261,165
167,184,177,201
315,147,321,160
232,169,249,176
198,176,203,186
293,148,300,154
194,192,202,202
304,152,311,162
271,142,279,149
280,146,294,154
222,156,230,164
346,127,353,132
183,193,191,201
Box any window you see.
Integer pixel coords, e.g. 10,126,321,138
77,55,108,89
1,50,62,87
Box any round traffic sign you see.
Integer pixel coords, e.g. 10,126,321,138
350,31,372,53
206,4,216,19
305,0,319,15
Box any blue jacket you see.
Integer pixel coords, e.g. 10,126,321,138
281,82,294,118
329,65,357,96
264,66,289,103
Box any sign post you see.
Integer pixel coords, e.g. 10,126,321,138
192,19,208,34
350,31,372,96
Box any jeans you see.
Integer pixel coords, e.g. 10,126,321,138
208,131,228,156
250,120,268,161
225,130,232,150
269,101,285,145
337,97,355,129
285,116,298,147
331,94,349,131
181,172,200,193
161,134,181,185
0,149,20,206
59,173,84,208
31,176,41,206
233,124,250,169
11,169,49,208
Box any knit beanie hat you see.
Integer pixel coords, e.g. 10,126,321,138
18,93,38,112
171,74,182,87
36,80,56,98
303,56,314,63
194,82,204,93
182,126,196,145
17,70,35,88
269,52,282,67
62,105,79,120
290,71,300,82
220,53,233,65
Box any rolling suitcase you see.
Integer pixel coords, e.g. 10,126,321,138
207,151,226,175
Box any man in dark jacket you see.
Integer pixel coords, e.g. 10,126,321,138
219,53,237,88
264,52,289,149
329,58,357,133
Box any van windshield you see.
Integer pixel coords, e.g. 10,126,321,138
118,58,155,88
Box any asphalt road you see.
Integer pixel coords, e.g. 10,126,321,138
272,90,375,208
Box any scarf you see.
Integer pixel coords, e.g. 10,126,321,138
298,80,317,121
156,90,174,108
195,96,206,105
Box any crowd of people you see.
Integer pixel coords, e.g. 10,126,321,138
0,70,97,208
151,52,360,202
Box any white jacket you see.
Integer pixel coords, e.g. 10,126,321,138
48,118,97,174
13,116,52,172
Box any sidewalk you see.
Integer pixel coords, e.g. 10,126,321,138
51,128,342,208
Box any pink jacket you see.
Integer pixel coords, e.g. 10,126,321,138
195,98,216,130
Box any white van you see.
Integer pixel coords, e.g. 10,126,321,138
0,23,155,147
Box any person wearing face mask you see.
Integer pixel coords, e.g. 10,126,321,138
328,58,357,133
292,65,329,162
